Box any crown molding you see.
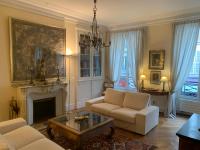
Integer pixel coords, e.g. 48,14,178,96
1,0,200,32
0,0,90,26
0,0,110,30
108,9,200,31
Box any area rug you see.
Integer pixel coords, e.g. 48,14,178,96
40,128,157,150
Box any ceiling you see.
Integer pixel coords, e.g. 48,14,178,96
2,0,200,29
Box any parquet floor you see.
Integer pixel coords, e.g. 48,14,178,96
115,114,188,150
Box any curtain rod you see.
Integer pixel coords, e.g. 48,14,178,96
111,26,147,33
173,17,200,25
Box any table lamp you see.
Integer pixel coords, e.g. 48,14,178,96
161,76,168,91
140,74,146,90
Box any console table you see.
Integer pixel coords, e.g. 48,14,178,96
176,113,200,150
140,89,170,117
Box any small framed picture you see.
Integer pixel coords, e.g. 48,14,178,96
150,71,161,85
149,50,165,70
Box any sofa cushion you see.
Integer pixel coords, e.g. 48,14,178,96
123,92,150,110
90,103,120,115
110,108,137,124
0,118,26,134
0,134,15,150
3,126,44,149
18,138,64,150
104,88,125,106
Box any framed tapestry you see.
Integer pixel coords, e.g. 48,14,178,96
150,71,161,85
149,50,165,70
10,18,66,83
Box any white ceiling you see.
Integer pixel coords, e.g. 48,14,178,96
2,0,200,29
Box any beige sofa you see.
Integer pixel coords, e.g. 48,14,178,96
86,88,159,135
0,118,64,150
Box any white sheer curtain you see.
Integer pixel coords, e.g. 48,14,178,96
170,21,200,117
109,30,143,89
126,30,143,89
109,32,125,82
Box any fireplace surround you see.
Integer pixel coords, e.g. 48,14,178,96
15,82,67,124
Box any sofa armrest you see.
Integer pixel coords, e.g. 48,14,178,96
0,118,27,134
135,106,159,135
85,96,104,107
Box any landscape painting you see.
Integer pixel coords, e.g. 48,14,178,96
10,18,66,82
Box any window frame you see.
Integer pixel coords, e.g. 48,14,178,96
179,41,200,100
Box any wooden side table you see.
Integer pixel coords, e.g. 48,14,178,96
176,114,200,150
140,89,170,117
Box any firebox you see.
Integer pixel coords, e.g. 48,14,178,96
33,97,56,123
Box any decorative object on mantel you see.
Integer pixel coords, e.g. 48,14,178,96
56,64,60,82
150,71,161,85
28,66,34,85
149,50,165,70
10,18,66,83
9,97,20,119
161,76,168,91
140,74,146,90
81,0,110,49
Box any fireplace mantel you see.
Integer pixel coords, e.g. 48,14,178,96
15,82,67,124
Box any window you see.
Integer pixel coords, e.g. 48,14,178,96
115,46,136,90
181,38,200,98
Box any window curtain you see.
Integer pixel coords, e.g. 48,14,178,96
170,21,200,117
109,32,125,82
126,30,143,89
109,29,143,89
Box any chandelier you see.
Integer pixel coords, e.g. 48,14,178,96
87,0,110,49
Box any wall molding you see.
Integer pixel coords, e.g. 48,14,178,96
1,0,200,31
109,12,200,31
0,0,90,26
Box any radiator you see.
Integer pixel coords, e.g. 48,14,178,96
179,99,200,114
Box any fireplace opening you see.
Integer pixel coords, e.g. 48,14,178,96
33,97,56,123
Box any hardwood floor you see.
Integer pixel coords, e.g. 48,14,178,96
115,114,188,150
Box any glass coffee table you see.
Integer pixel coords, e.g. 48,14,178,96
47,110,114,149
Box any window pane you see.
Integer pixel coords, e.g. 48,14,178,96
115,41,136,90
181,42,200,97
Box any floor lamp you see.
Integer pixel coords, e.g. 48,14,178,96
66,48,72,113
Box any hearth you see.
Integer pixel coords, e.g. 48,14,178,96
33,97,56,123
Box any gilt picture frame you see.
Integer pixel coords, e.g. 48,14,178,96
150,71,161,85
149,50,165,70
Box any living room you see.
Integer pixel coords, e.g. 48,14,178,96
0,0,200,150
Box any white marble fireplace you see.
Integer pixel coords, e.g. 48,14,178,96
16,83,67,124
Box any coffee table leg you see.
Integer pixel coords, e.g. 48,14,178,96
47,126,55,139
107,127,115,139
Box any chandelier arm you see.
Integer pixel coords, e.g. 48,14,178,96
88,0,110,49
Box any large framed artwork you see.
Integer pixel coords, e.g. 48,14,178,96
150,71,161,85
10,18,66,83
149,50,165,70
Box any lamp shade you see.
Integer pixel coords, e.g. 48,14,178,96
140,75,146,80
66,48,73,56
161,76,168,82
